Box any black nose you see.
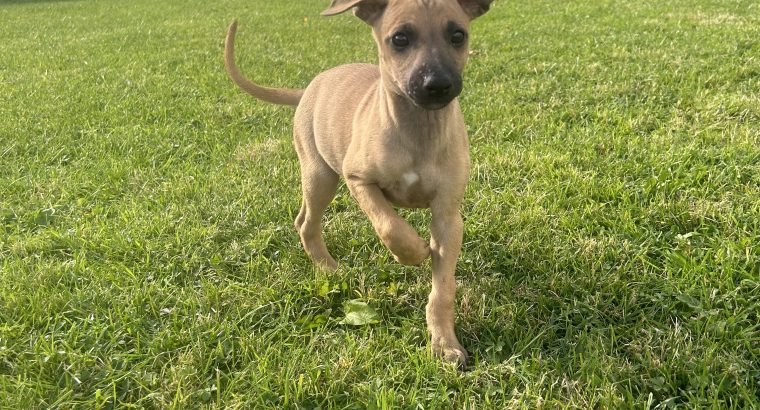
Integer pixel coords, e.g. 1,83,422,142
408,67,463,110
423,76,453,98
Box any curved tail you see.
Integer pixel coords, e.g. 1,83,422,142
224,20,304,106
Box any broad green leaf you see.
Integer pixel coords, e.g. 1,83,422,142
339,300,380,326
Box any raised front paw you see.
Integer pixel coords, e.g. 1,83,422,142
392,237,430,266
379,220,430,266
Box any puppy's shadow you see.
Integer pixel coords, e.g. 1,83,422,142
457,256,637,370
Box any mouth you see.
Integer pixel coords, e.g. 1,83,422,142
414,98,455,111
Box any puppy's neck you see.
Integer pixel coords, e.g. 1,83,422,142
376,78,456,135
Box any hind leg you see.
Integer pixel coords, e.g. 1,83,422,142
293,137,339,270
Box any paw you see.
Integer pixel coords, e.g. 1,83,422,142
431,336,468,369
301,239,338,270
379,219,430,266
315,257,338,271
392,238,430,266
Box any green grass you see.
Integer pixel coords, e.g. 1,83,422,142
1,0,758,408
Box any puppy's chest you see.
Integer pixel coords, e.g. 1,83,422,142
379,166,439,208
368,128,466,208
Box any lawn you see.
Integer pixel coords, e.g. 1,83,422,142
1,0,758,408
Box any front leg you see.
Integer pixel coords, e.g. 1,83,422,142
346,179,430,265
427,201,467,367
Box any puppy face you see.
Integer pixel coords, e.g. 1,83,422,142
322,0,492,110
371,0,472,110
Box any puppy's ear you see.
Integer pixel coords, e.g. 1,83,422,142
457,0,493,19
321,0,387,24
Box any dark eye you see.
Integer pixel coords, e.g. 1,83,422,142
391,32,410,48
451,30,466,45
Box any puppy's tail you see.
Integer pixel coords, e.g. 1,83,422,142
224,20,304,106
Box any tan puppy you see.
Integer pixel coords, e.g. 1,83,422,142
224,0,492,367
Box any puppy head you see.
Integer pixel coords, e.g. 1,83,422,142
322,0,492,110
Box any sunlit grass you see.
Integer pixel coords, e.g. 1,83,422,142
1,0,758,408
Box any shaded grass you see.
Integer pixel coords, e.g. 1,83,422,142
1,0,759,408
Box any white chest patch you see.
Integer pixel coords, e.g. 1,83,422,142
402,171,420,186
